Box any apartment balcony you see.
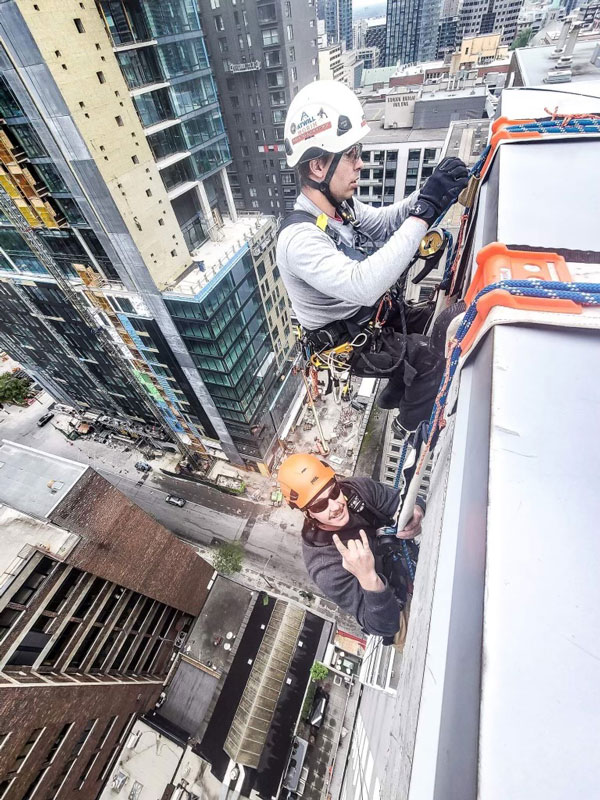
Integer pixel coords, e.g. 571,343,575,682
112,39,158,53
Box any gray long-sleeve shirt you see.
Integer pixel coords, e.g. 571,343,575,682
276,192,427,330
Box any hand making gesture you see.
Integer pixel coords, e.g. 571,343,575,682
332,529,384,593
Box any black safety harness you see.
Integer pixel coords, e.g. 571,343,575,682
278,205,394,350
303,481,418,609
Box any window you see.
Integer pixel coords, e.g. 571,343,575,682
288,46,295,61
157,38,208,78
291,66,297,81
270,90,286,106
131,155,139,164
267,71,284,88
14,728,44,770
210,0,219,7
272,109,285,123
287,24,294,40
258,4,277,23
214,15,224,31
74,18,85,33
115,115,123,126
262,28,279,46
96,71,105,84
10,123,47,157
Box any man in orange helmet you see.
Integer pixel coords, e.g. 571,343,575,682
278,453,424,642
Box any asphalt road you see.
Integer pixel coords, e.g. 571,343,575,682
0,396,310,585
101,471,247,544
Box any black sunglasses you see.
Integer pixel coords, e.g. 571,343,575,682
343,143,363,163
306,481,342,514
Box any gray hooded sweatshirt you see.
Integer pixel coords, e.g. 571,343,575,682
276,192,427,331
302,477,403,638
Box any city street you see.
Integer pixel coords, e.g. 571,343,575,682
0,395,313,588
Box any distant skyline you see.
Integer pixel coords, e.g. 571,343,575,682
353,0,387,20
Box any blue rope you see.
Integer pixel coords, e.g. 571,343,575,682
392,436,411,490
439,229,455,290
402,540,416,582
427,278,600,440
505,118,600,135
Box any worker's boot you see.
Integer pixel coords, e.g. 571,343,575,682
397,353,446,431
377,372,405,409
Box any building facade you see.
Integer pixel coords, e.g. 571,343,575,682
324,0,353,48
357,45,381,70
0,441,213,800
0,0,299,469
456,0,525,46
357,138,445,206
197,0,319,218
385,0,442,66
365,18,387,53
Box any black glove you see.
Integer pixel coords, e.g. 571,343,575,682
408,157,469,226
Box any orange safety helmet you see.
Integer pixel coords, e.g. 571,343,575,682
278,453,335,510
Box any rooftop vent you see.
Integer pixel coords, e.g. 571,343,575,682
549,19,571,60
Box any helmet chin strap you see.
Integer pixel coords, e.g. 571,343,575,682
305,151,351,221
305,150,377,251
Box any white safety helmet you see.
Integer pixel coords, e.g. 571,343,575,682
284,80,370,168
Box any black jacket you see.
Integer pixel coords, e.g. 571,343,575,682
301,477,424,637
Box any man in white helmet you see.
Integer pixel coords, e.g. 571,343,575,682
276,80,469,429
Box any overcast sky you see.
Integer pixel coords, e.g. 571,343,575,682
352,0,387,20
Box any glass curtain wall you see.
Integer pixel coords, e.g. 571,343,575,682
165,252,278,456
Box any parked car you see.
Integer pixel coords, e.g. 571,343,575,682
308,689,329,730
37,412,54,427
134,461,151,472
165,494,186,508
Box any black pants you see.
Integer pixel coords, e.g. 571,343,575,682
350,302,463,430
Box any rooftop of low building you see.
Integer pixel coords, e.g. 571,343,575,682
515,39,600,85
0,439,86,520
164,213,275,298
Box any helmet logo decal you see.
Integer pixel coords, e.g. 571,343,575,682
290,123,297,133
291,120,332,145
317,108,328,119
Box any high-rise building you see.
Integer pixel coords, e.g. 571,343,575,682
456,0,525,46
324,0,353,49
385,0,442,66
437,15,460,58
353,18,369,49
197,0,319,218
357,45,381,70
365,17,388,53
0,0,300,470
0,440,213,800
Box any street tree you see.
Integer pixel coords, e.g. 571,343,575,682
511,28,533,49
0,374,29,405
213,541,244,575
310,662,329,682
